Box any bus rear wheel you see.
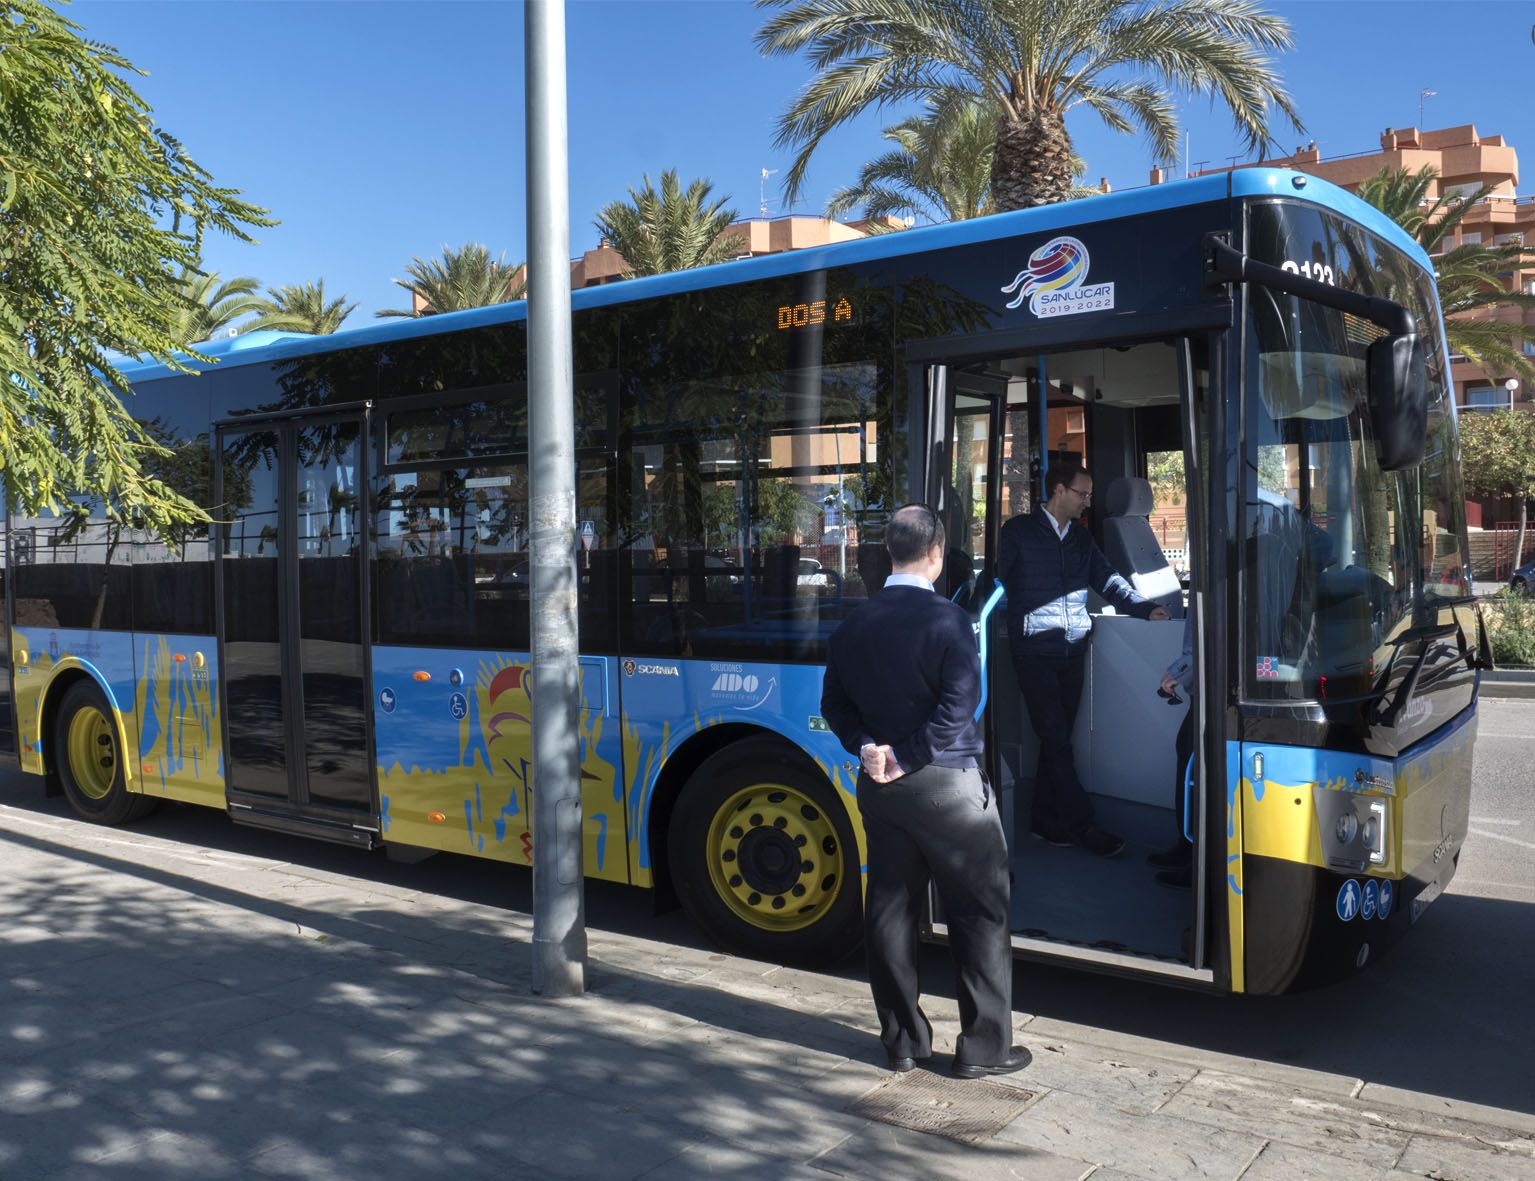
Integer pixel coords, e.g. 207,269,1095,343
669,738,861,966
54,681,156,826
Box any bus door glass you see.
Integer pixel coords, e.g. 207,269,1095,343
216,414,373,820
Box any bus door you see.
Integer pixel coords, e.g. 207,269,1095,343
922,344,1213,987
214,408,377,846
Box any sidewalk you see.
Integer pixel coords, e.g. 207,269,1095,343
3,790,1534,1181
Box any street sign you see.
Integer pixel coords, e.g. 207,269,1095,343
580,519,596,551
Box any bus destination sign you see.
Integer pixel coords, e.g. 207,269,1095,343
776,296,855,331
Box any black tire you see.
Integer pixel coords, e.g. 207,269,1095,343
668,737,861,966
1513,577,1528,596
53,681,157,826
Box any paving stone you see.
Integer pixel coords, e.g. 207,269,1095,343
112,991,295,1045
993,1089,1266,1180
1356,1083,1535,1139
40,951,198,1006
246,1115,519,1181
38,1128,245,1181
0,999,99,1062
1015,1036,1199,1116
1159,1070,1413,1167
1023,1016,1366,1100
812,1121,1097,1180
1394,1132,1535,1181
1237,1141,1401,1180
635,1136,838,1180
1,1112,242,1181
551,1051,878,1159
463,1088,710,1181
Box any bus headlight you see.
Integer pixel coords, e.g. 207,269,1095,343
1315,785,1389,872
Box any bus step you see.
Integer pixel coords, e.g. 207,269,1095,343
229,804,379,850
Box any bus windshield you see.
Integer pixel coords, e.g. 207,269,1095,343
1241,199,1469,703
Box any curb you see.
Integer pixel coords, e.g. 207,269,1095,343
1481,670,1535,700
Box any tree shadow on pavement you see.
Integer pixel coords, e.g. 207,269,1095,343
0,788,1068,1181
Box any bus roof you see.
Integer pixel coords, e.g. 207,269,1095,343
118,168,1432,384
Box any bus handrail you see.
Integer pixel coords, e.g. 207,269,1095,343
1183,755,1196,845
974,580,1006,723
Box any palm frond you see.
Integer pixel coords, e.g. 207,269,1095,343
246,280,357,334
592,170,739,278
375,244,524,317
757,0,1301,211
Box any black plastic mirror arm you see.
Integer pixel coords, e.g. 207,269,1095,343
1205,237,1417,337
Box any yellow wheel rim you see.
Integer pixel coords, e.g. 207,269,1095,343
67,705,117,801
705,782,845,932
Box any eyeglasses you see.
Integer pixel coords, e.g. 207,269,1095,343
1067,485,1094,500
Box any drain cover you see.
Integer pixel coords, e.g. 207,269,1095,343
845,1072,1037,1144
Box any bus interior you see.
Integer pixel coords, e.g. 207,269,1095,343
935,336,1207,973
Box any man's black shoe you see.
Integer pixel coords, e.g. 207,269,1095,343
1080,826,1125,858
1030,827,1074,848
1157,864,1193,889
887,1054,932,1073
1147,843,1191,868
952,1046,1032,1079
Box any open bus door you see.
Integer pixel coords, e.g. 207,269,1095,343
920,344,1216,987
213,406,379,848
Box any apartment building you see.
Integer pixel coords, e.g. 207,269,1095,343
1174,124,1534,414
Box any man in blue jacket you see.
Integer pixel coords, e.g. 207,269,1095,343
822,503,1029,1080
998,462,1169,858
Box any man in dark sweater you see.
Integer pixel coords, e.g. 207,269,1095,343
822,503,1029,1080
997,462,1169,858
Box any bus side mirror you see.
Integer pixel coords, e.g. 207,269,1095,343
1367,333,1428,471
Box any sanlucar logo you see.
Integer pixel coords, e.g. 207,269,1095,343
1001,235,1115,318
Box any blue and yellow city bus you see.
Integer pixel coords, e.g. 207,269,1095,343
0,168,1486,993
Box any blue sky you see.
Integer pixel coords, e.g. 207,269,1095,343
68,0,1535,322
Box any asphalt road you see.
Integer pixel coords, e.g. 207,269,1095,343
3,696,1531,1118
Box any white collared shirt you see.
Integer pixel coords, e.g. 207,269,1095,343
884,572,934,592
1046,511,1072,541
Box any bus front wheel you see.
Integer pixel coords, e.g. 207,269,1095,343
53,681,156,826
669,738,861,966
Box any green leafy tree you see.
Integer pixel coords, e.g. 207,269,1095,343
377,244,525,317
0,0,273,536
593,170,739,278
756,0,1301,211
1356,164,1535,383
247,280,357,335
167,268,263,344
828,101,1100,226
1147,450,1185,506
1459,405,1535,574
757,477,820,541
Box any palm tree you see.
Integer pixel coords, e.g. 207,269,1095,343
169,268,263,344
376,244,525,317
755,0,1302,211
593,170,740,278
826,100,1101,227
1356,165,1535,381
246,280,357,335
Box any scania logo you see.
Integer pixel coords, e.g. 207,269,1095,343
625,661,679,678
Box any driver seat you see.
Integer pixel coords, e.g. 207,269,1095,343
1102,476,1184,618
